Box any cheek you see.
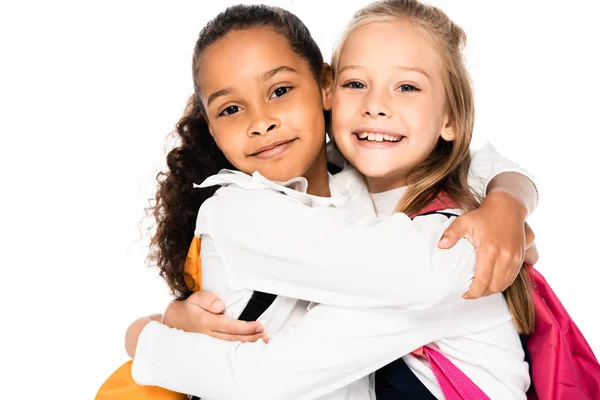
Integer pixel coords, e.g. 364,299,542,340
331,93,355,132
290,92,327,143
211,124,245,158
404,98,442,138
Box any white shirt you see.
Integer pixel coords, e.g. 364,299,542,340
132,143,534,399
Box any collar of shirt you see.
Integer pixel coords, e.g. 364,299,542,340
330,165,378,216
195,169,349,209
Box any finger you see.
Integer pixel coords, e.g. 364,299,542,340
464,246,495,299
207,314,264,336
488,254,515,295
208,331,269,343
479,246,523,297
505,249,522,288
524,244,539,266
524,222,536,249
510,250,525,285
439,219,466,249
508,264,521,289
189,291,226,313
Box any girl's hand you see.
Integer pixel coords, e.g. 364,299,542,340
162,290,268,343
438,191,536,299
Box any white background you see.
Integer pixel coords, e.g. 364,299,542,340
1,1,598,398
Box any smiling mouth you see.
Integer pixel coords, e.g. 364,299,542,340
353,131,405,143
249,138,298,159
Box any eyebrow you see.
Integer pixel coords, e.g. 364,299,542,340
260,65,298,82
395,65,430,79
206,66,298,108
207,88,234,107
338,64,430,79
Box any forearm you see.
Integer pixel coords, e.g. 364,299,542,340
201,190,478,308
210,220,476,308
131,297,511,399
131,308,441,399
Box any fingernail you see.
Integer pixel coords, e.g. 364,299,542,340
212,300,224,311
255,326,264,333
439,238,449,246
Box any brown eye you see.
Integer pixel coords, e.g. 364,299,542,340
270,86,292,99
219,105,241,116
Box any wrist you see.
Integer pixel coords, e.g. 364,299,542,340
483,190,528,221
125,316,154,359
162,300,185,330
486,172,537,216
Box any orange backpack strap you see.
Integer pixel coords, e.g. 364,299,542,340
184,236,202,291
95,237,202,400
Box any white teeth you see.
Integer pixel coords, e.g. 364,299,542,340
357,132,402,142
383,134,401,142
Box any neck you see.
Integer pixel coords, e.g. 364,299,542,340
366,170,408,193
303,145,330,197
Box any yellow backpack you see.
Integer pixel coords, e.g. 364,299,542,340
95,237,202,399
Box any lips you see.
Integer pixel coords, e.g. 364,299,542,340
249,138,298,159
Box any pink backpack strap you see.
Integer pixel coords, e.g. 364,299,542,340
417,346,490,400
410,192,459,218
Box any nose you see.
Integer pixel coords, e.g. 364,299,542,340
362,90,391,119
248,107,279,136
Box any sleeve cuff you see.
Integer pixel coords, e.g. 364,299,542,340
469,142,539,205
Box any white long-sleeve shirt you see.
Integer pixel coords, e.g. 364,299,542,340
132,143,534,399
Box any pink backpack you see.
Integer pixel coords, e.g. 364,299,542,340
413,195,600,399
525,265,600,399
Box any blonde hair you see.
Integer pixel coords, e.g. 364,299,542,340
332,0,534,334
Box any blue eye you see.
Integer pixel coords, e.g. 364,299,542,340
398,84,419,92
271,86,292,99
342,81,365,89
219,105,241,116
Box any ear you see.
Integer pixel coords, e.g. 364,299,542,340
320,63,334,111
440,114,456,142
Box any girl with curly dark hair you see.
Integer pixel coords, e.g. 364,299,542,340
148,4,332,301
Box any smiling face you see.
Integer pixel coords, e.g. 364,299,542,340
197,27,331,183
331,20,455,192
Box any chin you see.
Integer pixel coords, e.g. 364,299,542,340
351,160,394,179
261,165,304,182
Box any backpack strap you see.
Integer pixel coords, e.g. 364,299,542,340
238,291,278,322
416,210,460,219
419,346,490,400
